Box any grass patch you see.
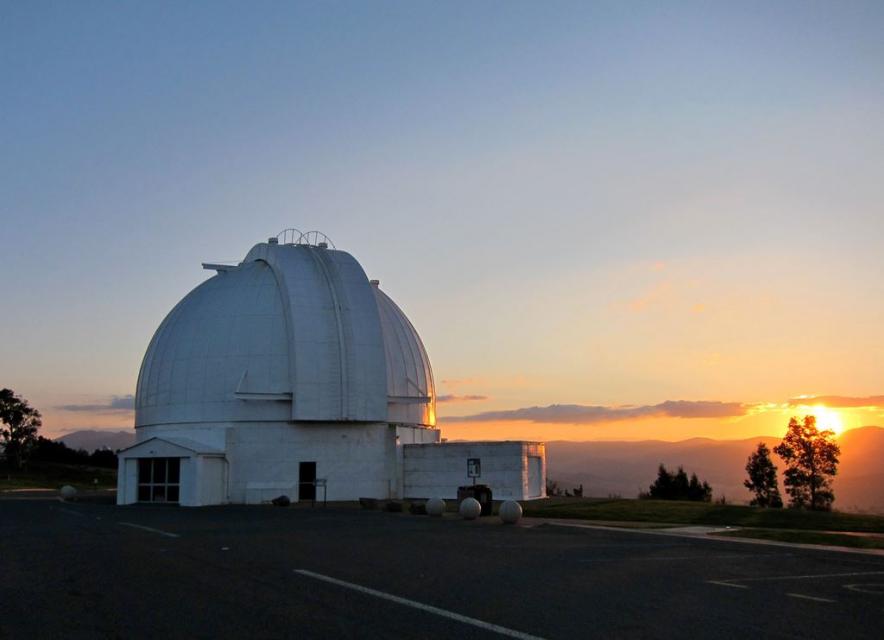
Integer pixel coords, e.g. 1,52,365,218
522,498,884,533
0,461,116,492
716,528,884,550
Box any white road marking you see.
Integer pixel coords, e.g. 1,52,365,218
294,569,547,640
786,593,836,603
726,570,884,584
118,522,180,538
582,553,790,562
707,581,749,589
844,583,884,594
55,507,85,518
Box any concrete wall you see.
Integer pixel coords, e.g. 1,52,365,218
117,457,138,505
227,422,392,503
198,457,227,506
402,441,547,501
125,425,541,505
138,421,441,504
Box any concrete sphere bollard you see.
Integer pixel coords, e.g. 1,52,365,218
499,500,523,524
426,497,446,517
459,497,482,520
60,485,77,501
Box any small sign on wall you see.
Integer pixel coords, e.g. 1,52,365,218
467,458,481,478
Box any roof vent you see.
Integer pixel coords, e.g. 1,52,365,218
370,279,380,287
268,237,279,244
318,242,328,249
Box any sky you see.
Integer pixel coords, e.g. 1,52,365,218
1,1,882,442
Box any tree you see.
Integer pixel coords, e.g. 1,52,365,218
744,442,783,508
687,472,713,502
644,464,712,502
0,388,42,470
773,415,840,511
546,479,563,497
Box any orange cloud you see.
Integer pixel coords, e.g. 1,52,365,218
437,394,489,403
788,395,884,408
442,400,749,424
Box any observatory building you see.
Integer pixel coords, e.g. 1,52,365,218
117,230,546,506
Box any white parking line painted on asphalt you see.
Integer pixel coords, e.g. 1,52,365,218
542,521,884,557
844,583,884,594
118,522,180,538
582,553,792,563
725,570,884,583
707,570,884,591
55,507,86,518
786,593,836,603
707,581,749,589
294,569,547,640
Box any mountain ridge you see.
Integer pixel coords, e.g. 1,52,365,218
546,426,883,513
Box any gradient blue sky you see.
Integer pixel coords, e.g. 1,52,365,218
2,2,882,439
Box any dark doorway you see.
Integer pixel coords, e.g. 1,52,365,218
299,461,316,501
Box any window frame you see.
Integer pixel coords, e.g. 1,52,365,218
136,457,182,504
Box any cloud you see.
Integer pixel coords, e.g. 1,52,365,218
437,394,489,403
788,395,884,408
56,395,135,413
442,400,748,424
439,378,484,389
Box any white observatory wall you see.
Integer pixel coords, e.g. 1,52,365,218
117,457,138,505
223,421,400,503
136,422,444,504
402,442,547,501
197,457,227,506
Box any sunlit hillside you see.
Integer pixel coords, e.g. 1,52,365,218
546,426,884,513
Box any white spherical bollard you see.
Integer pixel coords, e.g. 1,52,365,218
499,500,523,524
459,497,482,520
426,497,446,517
60,485,77,501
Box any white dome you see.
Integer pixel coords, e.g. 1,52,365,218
135,239,435,428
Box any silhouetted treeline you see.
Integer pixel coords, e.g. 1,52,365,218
29,437,117,469
641,464,712,502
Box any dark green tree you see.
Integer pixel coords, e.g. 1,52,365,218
546,479,563,497
773,415,840,511
687,472,713,503
646,464,712,501
0,388,42,470
744,442,783,508
647,464,673,499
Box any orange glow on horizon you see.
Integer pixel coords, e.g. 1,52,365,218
796,404,846,436
436,403,878,443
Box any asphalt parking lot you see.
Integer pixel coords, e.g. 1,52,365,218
1,500,882,639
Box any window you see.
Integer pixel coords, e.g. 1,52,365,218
137,458,181,503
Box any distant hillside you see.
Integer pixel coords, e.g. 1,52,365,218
546,426,884,514
56,430,135,453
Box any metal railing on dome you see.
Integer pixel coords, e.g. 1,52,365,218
276,229,336,249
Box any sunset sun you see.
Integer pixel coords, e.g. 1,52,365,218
800,404,845,436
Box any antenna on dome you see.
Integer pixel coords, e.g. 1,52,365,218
276,228,305,245
274,229,336,249
297,231,336,249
